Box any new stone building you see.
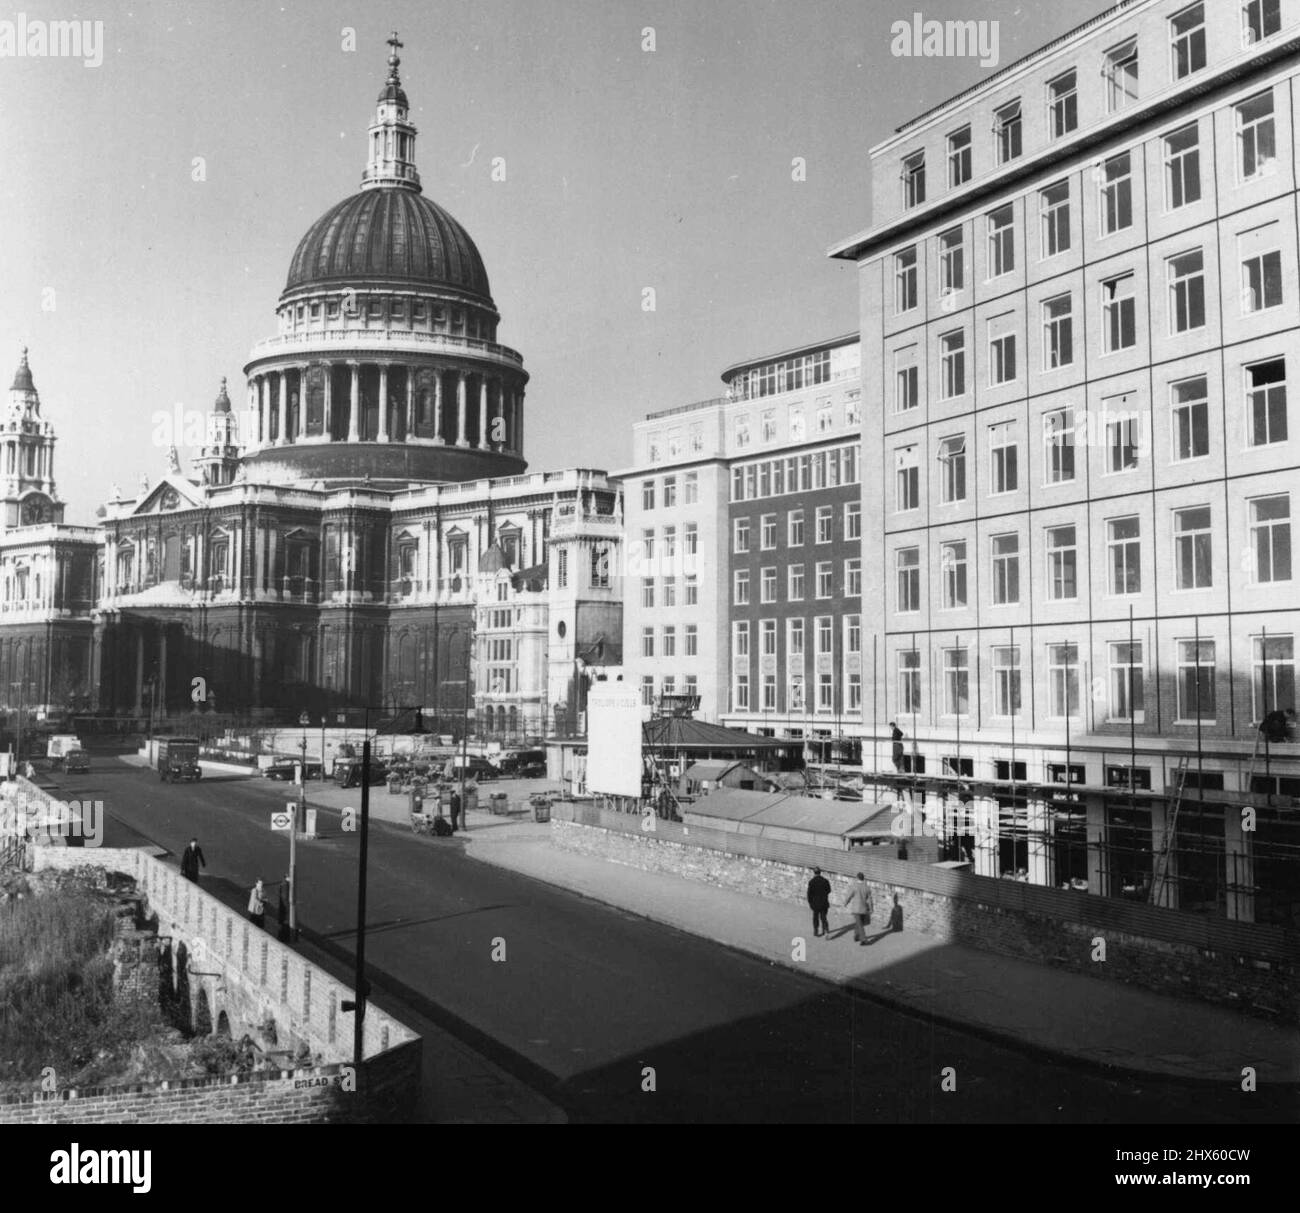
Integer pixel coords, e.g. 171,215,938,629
831,0,1299,924
1,41,622,739
620,334,864,757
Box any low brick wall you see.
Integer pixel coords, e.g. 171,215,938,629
2,848,424,1123
552,809,1299,1024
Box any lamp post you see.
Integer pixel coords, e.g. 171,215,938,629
343,703,423,1076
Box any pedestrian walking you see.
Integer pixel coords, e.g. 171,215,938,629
247,878,266,929
844,872,873,945
180,837,206,883
450,789,462,832
806,867,831,938
888,892,903,933
890,722,905,773
276,876,292,943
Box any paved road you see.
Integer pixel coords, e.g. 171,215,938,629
61,758,1298,1125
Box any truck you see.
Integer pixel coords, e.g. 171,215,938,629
156,736,202,783
47,734,84,770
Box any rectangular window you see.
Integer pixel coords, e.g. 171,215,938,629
641,626,655,658
896,446,919,511
1108,516,1142,595
990,331,1017,385
1048,70,1077,139
948,125,971,187
1237,92,1275,180
1250,495,1292,582
816,561,833,599
1174,506,1213,589
789,564,805,601
991,533,1020,605
1040,181,1070,258
988,206,1015,277
1102,274,1137,352
1110,641,1146,721
1047,525,1078,600
902,151,926,208
817,673,834,712
685,624,698,656
815,505,833,544
895,350,919,412
1176,639,1216,720
1044,408,1076,483
847,673,862,712
733,621,750,658
662,526,677,559
1101,153,1133,235
941,540,968,609
1247,359,1288,445
895,247,918,312
845,502,861,540
761,618,777,656
788,509,804,546
683,471,698,503
1171,376,1209,460
641,676,655,707
733,675,750,712
662,576,676,608
760,514,777,550
1168,249,1206,332
940,330,966,398
684,522,698,556
939,434,967,502
556,548,568,588
816,616,833,656
760,566,777,603
662,626,676,658
845,558,862,598
993,646,1022,716
1170,4,1206,79
1242,249,1283,313
789,618,806,659
641,480,654,510
640,577,655,608
896,547,920,613
733,517,750,554
899,649,922,715
944,648,970,716
1048,643,1080,716
762,675,777,711
1165,123,1201,209
846,615,862,654
1105,38,1139,112
1252,634,1294,720
685,574,698,605
1106,410,1141,473
994,100,1022,164
1042,294,1073,369
939,227,964,295
662,475,677,507
734,568,750,605
1244,0,1281,46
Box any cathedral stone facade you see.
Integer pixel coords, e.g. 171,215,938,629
1,40,622,737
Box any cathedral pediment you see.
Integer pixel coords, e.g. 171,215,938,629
128,475,204,516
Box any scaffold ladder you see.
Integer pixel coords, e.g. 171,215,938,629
1150,756,1190,906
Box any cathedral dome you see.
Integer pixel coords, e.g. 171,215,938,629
283,188,491,300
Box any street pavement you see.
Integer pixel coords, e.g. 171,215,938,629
49,755,1300,1124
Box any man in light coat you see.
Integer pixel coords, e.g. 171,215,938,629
844,873,873,944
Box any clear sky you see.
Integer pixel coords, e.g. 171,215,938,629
0,0,1092,523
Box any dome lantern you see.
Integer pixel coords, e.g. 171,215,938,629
362,32,421,193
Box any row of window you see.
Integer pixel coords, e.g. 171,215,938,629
282,294,495,341
730,350,833,400
734,503,861,552
892,633,1293,725
639,575,699,609
641,471,701,510
736,559,862,605
553,546,612,590
893,494,1292,615
900,2,1280,209
641,622,701,659
894,369,1288,508
733,614,863,658
640,673,699,706
733,397,861,448
730,445,861,502
733,670,864,714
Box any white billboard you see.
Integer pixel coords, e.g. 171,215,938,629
585,682,643,798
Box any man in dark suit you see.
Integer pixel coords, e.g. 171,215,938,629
180,837,206,883
806,867,831,938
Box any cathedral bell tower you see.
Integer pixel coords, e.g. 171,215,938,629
195,377,242,486
3,346,64,529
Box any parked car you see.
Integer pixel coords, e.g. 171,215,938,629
442,756,499,782
263,759,324,781
498,749,546,779
63,749,90,774
334,758,389,788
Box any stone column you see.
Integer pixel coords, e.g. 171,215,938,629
455,372,468,447
405,366,415,438
377,365,390,442
493,379,505,448
347,362,360,441
478,378,489,449
277,371,288,446
433,370,444,444
323,365,333,440
297,365,310,438
256,375,266,444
